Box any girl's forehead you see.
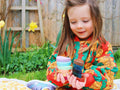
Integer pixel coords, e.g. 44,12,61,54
67,4,91,20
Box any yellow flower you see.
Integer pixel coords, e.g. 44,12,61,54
29,0,32,2
0,20,5,29
62,14,65,18
28,21,38,32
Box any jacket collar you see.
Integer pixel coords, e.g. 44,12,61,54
74,35,92,44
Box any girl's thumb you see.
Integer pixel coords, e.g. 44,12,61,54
82,73,89,78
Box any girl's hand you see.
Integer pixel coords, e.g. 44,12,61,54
67,73,89,89
56,73,66,84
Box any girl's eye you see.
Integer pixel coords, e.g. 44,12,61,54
83,20,89,23
71,21,77,24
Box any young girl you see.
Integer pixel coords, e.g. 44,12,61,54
47,0,118,90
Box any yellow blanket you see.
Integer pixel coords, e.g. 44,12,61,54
0,78,30,90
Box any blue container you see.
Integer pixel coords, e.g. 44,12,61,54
72,63,83,78
57,61,71,66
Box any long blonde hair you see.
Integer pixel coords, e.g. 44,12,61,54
55,0,106,57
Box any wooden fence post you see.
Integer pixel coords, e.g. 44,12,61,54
22,0,26,50
37,0,45,45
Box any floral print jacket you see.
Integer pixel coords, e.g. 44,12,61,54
47,36,118,90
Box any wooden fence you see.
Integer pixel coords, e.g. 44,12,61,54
99,0,120,47
43,0,120,46
0,0,120,49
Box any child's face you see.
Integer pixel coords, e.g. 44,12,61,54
68,4,94,40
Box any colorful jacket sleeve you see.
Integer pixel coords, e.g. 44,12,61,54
83,41,118,90
46,51,69,87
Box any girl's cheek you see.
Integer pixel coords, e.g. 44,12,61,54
70,25,76,31
87,22,94,29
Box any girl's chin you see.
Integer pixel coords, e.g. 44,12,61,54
77,33,93,40
77,36,89,40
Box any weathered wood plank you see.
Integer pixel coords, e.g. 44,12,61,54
41,0,49,41
29,10,41,46
99,0,105,36
26,10,29,48
48,0,57,43
112,0,120,46
0,0,1,11
7,27,40,31
29,31,41,46
22,0,26,49
27,0,37,6
104,0,113,43
10,6,38,10
37,0,45,45
12,0,21,6
119,0,120,46
56,0,65,35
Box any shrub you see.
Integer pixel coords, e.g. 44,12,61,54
6,41,54,74
114,48,120,62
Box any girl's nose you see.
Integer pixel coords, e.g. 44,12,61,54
77,22,83,29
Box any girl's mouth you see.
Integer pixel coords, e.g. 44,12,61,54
78,31,86,34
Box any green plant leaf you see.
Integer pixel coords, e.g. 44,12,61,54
6,64,10,72
9,31,15,53
0,34,3,51
7,28,11,38
0,51,3,66
3,30,8,67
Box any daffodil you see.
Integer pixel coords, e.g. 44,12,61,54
62,14,65,18
28,21,38,32
0,20,5,29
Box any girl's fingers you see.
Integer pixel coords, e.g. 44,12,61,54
69,70,72,74
66,70,72,80
69,75,74,85
60,73,65,84
71,75,76,88
84,77,87,84
76,77,87,89
57,73,60,82
79,77,86,87
76,80,82,89
57,73,66,84
76,79,86,89
79,82,85,87
66,73,70,80
82,73,89,78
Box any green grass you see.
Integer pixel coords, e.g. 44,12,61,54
0,62,119,82
0,69,47,81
